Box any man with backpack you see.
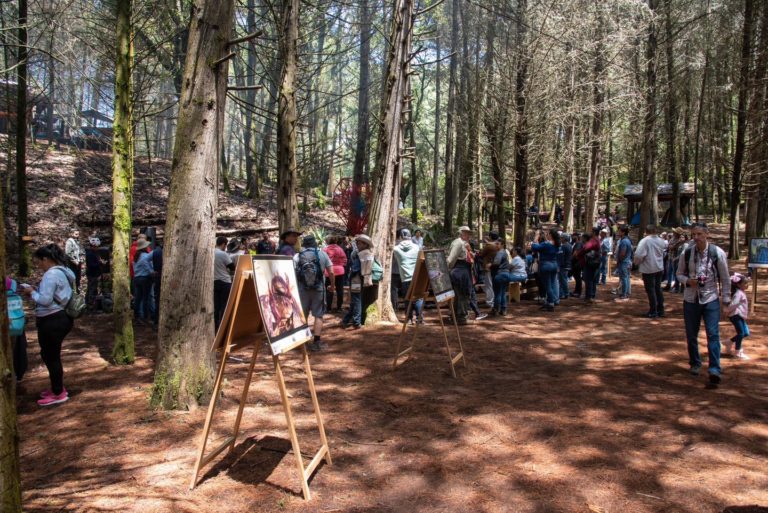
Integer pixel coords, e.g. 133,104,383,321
676,222,731,385
633,224,667,318
294,235,335,351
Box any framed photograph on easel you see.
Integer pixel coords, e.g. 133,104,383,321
423,249,455,302
748,238,768,269
251,255,313,355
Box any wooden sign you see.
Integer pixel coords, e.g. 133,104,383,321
192,255,331,500
393,250,466,378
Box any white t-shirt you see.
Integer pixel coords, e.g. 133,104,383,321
214,248,233,283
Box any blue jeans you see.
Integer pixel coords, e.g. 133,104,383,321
583,265,599,300
540,261,559,306
617,260,631,298
665,259,676,286
493,272,527,311
683,300,721,375
343,291,362,327
559,268,570,299
134,275,153,322
729,315,749,351
599,255,608,284
401,280,424,320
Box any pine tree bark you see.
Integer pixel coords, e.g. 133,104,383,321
745,3,767,239
664,0,680,227
352,0,372,232
276,0,300,233
563,44,576,232
443,0,459,233
431,35,441,215
728,0,755,259
152,0,234,410
585,7,605,230
16,0,30,277
0,171,21,512
367,0,414,323
512,0,530,248
639,0,659,238
111,0,136,364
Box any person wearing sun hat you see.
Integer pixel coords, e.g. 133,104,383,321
343,234,377,328
277,228,303,257
132,238,155,324
447,226,473,325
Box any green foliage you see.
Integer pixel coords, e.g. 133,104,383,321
149,364,212,410
364,303,380,325
307,226,328,244
400,208,424,223
313,187,327,209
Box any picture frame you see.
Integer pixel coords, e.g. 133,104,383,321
251,255,312,355
748,238,768,269
423,249,455,303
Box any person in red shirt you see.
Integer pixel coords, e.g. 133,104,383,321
577,228,602,303
323,235,348,311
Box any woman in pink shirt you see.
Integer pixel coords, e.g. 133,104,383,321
324,235,348,311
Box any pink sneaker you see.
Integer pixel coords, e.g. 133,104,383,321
40,387,67,399
37,391,69,406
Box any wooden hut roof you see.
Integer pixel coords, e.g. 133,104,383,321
623,183,695,200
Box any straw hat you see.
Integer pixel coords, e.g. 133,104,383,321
354,234,373,248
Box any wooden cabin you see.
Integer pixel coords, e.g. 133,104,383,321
624,182,695,226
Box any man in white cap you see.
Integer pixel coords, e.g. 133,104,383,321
447,226,473,325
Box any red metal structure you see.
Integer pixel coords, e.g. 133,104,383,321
332,178,372,235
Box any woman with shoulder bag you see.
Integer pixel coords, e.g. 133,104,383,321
19,244,76,406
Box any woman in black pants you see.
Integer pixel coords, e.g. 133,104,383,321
20,244,75,406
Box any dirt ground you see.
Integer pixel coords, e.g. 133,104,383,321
16,260,768,513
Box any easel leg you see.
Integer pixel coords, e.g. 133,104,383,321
302,345,332,466
435,300,457,378
190,344,231,490
274,354,311,501
450,299,467,368
229,342,260,451
393,299,415,368
751,269,758,316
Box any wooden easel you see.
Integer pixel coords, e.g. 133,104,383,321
393,251,467,378
748,264,764,315
190,256,332,500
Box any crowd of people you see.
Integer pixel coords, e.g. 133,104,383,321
9,219,754,408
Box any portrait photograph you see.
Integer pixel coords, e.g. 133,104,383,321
424,249,455,303
252,255,313,354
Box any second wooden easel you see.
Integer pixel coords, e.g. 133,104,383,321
189,256,331,500
393,250,467,378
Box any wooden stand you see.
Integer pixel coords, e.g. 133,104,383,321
190,256,331,500
393,251,466,378
749,264,764,315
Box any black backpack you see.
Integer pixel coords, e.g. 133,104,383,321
297,248,323,289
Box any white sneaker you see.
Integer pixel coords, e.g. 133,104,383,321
736,350,750,360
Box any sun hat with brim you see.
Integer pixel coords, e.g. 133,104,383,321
354,234,373,248
136,240,151,251
458,225,472,234
280,228,303,239
673,227,685,235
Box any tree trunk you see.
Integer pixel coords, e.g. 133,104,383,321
431,35,441,215
512,0,529,248
745,4,767,239
664,0,680,227
728,0,754,259
367,0,414,323
639,0,658,238
0,162,21,511
152,0,234,410
111,0,136,364
693,48,709,223
585,7,605,230
243,0,258,198
563,44,576,232
276,0,300,233
351,0,372,232
16,0,30,277
443,0,459,234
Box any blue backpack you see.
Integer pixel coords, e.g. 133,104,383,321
6,280,26,337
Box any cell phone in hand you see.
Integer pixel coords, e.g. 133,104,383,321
20,283,31,289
